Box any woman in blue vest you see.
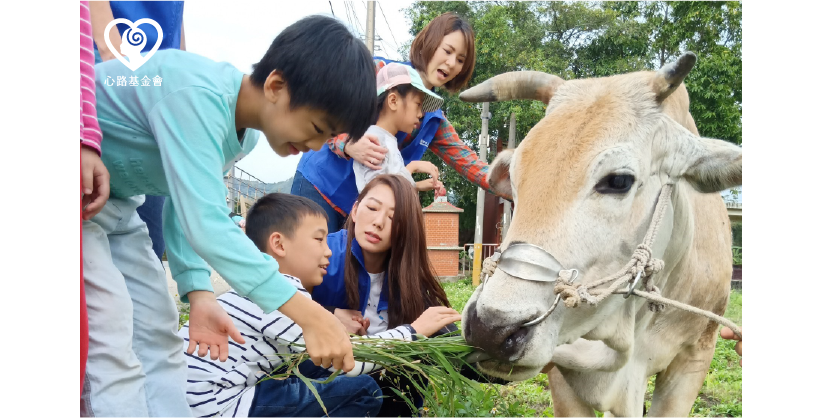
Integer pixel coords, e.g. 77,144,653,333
312,174,462,416
292,13,505,232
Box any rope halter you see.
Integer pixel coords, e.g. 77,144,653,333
480,184,674,327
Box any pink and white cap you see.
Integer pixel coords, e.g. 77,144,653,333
376,62,444,113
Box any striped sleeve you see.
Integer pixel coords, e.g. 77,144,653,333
327,133,350,159
80,1,102,154
335,324,417,377
367,324,417,341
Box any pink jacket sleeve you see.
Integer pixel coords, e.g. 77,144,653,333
80,1,102,154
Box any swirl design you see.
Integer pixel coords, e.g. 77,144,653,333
125,27,146,46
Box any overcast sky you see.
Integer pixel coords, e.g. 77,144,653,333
183,0,415,183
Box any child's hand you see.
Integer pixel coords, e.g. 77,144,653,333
334,308,369,336
280,293,355,372
411,306,462,336
406,160,440,182
720,326,742,366
186,291,245,362
435,185,447,199
81,145,111,220
345,134,388,170
415,179,445,193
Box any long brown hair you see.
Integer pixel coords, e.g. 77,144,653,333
409,12,476,93
343,175,451,327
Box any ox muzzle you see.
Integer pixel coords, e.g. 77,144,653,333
464,243,578,362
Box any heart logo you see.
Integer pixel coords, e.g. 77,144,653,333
103,18,163,72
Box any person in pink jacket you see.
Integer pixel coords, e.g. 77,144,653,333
80,0,110,395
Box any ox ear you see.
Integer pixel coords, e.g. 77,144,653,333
488,149,515,198
670,124,742,193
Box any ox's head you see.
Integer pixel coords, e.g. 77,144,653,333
460,53,742,380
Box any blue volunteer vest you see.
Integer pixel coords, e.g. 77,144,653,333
97,1,184,53
297,58,445,213
311,230,390,316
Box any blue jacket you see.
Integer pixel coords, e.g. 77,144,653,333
312,230,390,316
297,57,445,214
95,1,184,54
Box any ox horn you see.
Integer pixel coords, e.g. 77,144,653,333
459,71,564,104
652,52,697,102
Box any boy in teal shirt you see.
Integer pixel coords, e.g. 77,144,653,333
81,15,376,416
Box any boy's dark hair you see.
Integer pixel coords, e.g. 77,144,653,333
244,193,328,252
376,84,422,118
250,15,376,140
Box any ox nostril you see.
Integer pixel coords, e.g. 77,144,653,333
465,306,533,362
502,327,530,362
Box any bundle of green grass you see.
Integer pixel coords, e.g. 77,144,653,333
258,332,510,417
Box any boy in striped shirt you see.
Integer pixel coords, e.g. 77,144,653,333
179,193,418,417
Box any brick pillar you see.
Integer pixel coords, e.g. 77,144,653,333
423,196,464,281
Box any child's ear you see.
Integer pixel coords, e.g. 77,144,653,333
268,231,288,257
387,92,399,111
263,70,287,103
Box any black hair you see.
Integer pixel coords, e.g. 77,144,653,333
250,15,376,140
375,84,422,119
244,193,328,252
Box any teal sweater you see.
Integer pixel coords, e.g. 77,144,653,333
94,49,296,312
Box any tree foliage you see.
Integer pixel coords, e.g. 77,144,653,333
400,1,742,236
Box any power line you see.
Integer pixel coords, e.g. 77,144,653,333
346,1,364,35
377,3,399,51
378,40,391,57
341,2,353,32
379,37,399,59
342,1,361,37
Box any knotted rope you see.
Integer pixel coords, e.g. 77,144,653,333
481,184,742,340
546,185,674,313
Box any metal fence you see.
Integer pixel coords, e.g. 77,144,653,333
224,166,269,216
459,243,500,278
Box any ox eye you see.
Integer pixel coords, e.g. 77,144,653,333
595,174,635,194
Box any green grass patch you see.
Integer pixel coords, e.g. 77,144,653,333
441,278,742,417
175,279,740,416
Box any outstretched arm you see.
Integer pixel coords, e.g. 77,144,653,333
428,118,511,200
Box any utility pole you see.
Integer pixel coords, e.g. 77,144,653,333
502,113,516,242
473,102,490,286
365,1,376,53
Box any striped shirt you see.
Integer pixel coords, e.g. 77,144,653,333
80,1,102,154
178,275,416,417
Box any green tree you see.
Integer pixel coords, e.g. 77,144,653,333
402,1,741,238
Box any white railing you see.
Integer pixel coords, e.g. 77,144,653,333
460,243,500,278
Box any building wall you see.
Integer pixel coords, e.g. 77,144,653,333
424,212,459,247
428,250,460,277
424,212,461,277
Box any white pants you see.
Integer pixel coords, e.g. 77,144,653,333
81,196,191,417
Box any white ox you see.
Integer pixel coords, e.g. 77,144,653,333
459,53,742,417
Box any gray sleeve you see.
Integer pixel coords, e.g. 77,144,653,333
353,160,377,193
